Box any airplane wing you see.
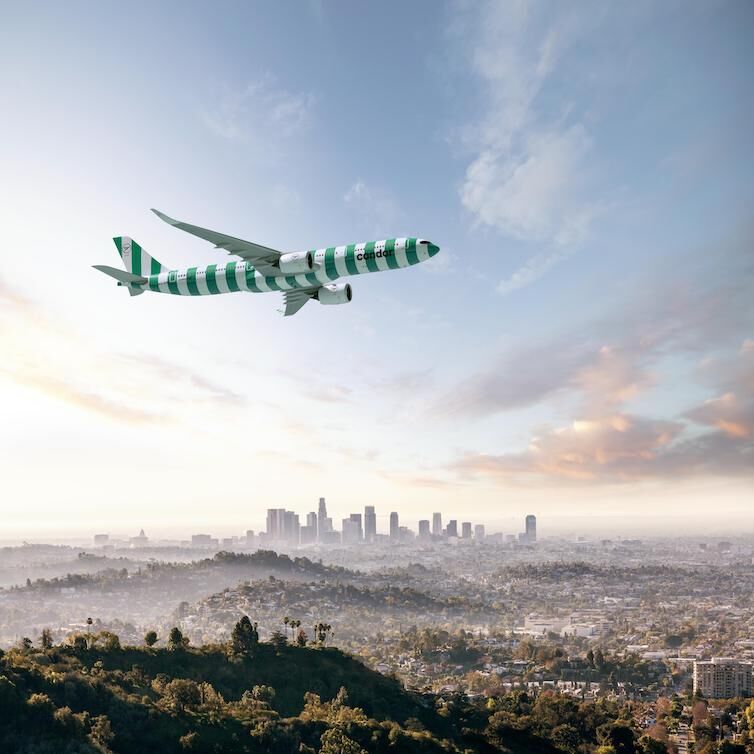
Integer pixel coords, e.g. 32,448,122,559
281,287,318,317
151,209,282,275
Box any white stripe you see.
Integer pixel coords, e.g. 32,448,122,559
375,241,391,272
176,271,190,296
314,267,331,285
196,267,210,295
255,274,271,293
275,276,294,290
214,266,230,293
334,246,349,277
395,239,409,268
294,274,310,288
354,243,369,275
417,242,430,263
236,263,248,291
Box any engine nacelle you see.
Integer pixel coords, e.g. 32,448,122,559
278,251,314,275
317,282,352,305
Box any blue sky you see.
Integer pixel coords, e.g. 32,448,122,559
1,1,752,538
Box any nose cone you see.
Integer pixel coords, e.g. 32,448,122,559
427,242,440,257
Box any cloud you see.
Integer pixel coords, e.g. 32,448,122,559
452,409,753,483
202,75,315,145
497,248,569,295
343,179,403,236
0,278,243,425
438,228,754,418
454,1,600,254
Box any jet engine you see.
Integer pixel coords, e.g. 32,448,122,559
317,282,352,305
278,251,314,274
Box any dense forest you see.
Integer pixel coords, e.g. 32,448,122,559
2,620,753,753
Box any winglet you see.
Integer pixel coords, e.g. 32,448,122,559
151,208,180,226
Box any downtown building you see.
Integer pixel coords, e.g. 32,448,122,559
693,658,753,698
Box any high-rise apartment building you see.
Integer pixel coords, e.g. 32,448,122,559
474,524,485,542
525,514,537,543
694,658,753,698
389,512,399,540
364,506,377,541
446,520,458,538
432,512,442,537
462,522,472,539
418,520,430,539
266,509,285,541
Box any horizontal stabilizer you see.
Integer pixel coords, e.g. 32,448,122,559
93,265,148,285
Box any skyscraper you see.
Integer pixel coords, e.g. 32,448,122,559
418,520,430,539
462,522,472,539
364,506,376,542
389,511,399,540
432,512,442,537
349,513,363,541
525,514,537,543
474,524,485,542
318,497,332,541
446,519,458,538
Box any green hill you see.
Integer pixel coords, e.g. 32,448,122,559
0,629,628,754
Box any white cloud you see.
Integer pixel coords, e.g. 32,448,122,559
453,1,601,284
202,75,315,144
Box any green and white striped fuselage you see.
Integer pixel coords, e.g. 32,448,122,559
137,238,437,296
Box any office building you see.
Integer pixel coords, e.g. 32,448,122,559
266,509,285,541
462,522,472,539
299,524,317,545
349,513,363,541
474,524,485,542
446,520,458,538
432,512,442,537
389,512,399,540
525,514,537,543
364,506,377,542
342,517,361,545
418,520,430,539
693,658,753,698
93,534,109,546
191,534,213,547
245,530,256,547
306,512,317,530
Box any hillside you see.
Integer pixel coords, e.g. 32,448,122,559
0,633,569,754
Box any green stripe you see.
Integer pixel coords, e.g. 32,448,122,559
131,241,142,276
149,275,160,292
113,237,123,258
206,264,220,294
265,276,281,291
364,241,379,273
187,267,200,296
305,272,320,286
284,275,297,289
151,257,162,274
384,238,399,270
167,271,179,295
225,261,240,292
245,266,260,292
325,246,337,279
406,237,419,265
345,244,358,275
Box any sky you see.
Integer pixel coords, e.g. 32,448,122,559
0,1,752,540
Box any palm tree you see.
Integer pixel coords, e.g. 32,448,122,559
283,616,290,639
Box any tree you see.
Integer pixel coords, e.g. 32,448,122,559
231,616,259,656
168,626,188,651
637,735,668,754
587,649,595,668
98,631,121,651
296,628,308,646
551,723,581,753
163,679,201,713
89,715,114,747
40,628,53,650
179,731,199,750
144,630,158,648
319,728,367,754
269,630,288,651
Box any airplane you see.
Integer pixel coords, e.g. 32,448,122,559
94,209,440,316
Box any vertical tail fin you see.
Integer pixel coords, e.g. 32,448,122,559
113,236,166,277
